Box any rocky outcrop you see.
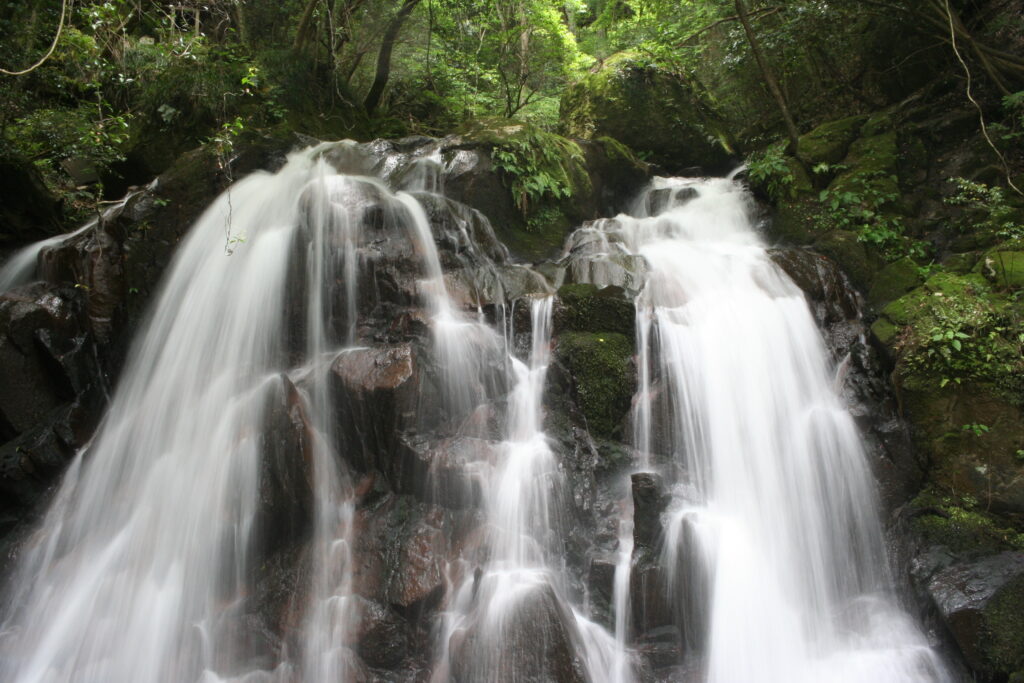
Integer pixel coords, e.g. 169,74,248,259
0,283,105,540
560,52,735,173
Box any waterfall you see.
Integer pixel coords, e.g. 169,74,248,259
0,154,315,682
0,138,953,683
565,176,950,682
432,295,627,682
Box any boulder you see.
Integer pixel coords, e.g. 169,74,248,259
798,116,868,166
560,52,734,173
450,582,588,683
555,332,635,439
928,552,1024,679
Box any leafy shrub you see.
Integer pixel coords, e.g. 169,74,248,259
746,142,794,200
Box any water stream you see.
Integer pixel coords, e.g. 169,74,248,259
0,142,950,682
564,176,949,682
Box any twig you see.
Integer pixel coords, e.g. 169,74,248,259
1,0,71,76
944,0,1023,197
677,6,783,47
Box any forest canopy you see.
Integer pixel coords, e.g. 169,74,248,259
0,0,1022,210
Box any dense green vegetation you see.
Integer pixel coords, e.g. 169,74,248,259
1,1,1018,209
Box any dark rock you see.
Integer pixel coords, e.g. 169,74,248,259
928,552,1024,679
0,155,63,255
392,435,490,509
631,473,668,550
644,187,698,215
768,248,860,325
351,597,411,669
560,51,734,173
258,375,316,556
450,582,588,683
327,344,418,476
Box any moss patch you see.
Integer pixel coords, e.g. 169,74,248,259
555,331,635,439
910,488,1024,556
798,115,867,166
867,256,922,307
555,284,635,337
828,131,899,200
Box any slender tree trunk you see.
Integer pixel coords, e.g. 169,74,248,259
364,0,422,113
734,0,801,155
294,0,321,51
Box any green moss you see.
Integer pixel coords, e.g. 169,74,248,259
798,115,867,166
828,132,899,199
867,256,922,307
943,252,980,274
910,488,1024,555
556,284,635,337
984,573,1024,673
556,331,635,438
871,316,899,346
771,198,818,244
984,251,1024,288
595,135,643,168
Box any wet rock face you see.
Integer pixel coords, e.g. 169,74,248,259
450,582,588,683
927,552,1024,679
327,344,418,476
0,284,104,539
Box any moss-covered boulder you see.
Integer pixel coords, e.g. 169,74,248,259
555,331,635,439
927,552,1024,680
871,272,1024,513
798,115,868,166
559,52,733,173
866,256,922,307
553,284,635,337
982,250,1024,289
827,131,900,200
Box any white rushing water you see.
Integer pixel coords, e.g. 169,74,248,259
0,142,531,683
432,295,625,683
0,182,157,294
566,176,950,682
0,138,952,683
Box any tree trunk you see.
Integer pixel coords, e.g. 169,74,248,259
294,0,321,51
363,0,422,113
734,0,802,156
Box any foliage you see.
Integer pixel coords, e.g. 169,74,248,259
895,275,1024,393
746,142,794,200
946,177,1024,242
489,126,587,211
817,171,909,255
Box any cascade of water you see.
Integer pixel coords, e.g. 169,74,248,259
0,154,317,683
571,176,949,682
0,181,157,294
432,296,629,682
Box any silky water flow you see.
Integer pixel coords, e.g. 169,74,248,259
561,176,951,682
0,142,952,683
